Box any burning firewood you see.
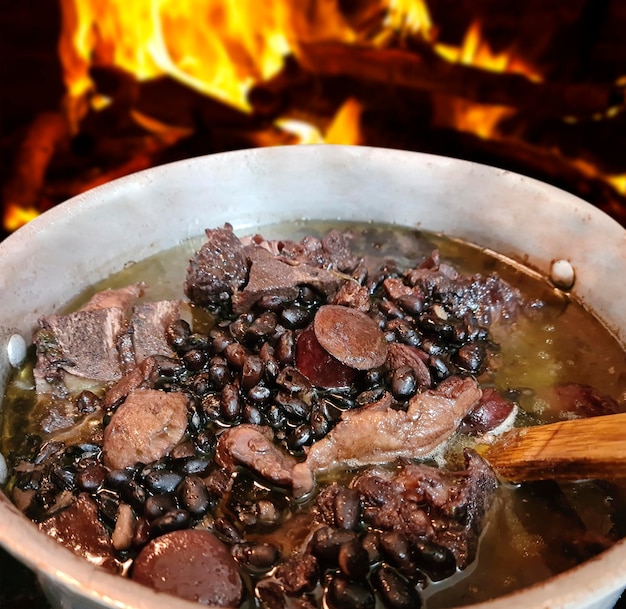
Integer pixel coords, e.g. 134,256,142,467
296,41,625,118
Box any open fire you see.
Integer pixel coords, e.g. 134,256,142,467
4,0,626,232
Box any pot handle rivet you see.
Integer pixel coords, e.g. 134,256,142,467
550,259,575,291
6,333,27,368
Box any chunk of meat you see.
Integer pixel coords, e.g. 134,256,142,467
39,493,119,573
127,300,186,365
79,282,145,313
534,382,620,423
404,250,525,326
460,386,516,434
185,224,248,307
330,280,371,312
216,425,313,496
103,388,189,469
231,246,344,314
34,307,126,394
352,450,498,567
313,305,388,370
132,529,243,607
304,376,482,475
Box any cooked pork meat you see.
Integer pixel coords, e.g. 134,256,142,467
184,224,248,308
216,425,314,495
79,283,145,314
231,246,343,314
304,376,482,476
351,449,498,568
102,388,190,469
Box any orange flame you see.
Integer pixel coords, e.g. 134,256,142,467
432,20,542,140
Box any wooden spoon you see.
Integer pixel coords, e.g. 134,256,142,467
481,412,626,482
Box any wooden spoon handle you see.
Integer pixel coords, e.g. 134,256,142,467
483,412,626,482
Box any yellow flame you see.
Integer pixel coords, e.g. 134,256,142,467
435,20,542,81
3,204,41,233
384,0,435,38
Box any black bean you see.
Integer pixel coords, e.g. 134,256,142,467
233,542,280,573
190,372,211,396
166,319,191,352
150,509,191,536
360,532,381,565
247,384,271,405
209,356,231,389
230,314,254,342
326,574,375,609
371,564,422,609
245,312,278,341
390,366,418,400
412,541,456,581
275,330,295,365
265,404,287,430
214,517,243,544
241,355,264,390
319,398,344,423
220,383,242,422
224,343,248,369
280,307,311,330
175,456,212,477
95,489,120,526
120,479,148,512
144,493,178,521
310,526,356,567
333,487,361,531
76,464,107,492
210,328,233,354
144,470,183,494
356,386,386,406
200,393,221,423
183,349,207,372
177,475,210,518
429,355,452,380
275,391,310,422
287,424,313,452
453,341,486,374
182,332,210,352
243,403,264,425
76,390,100,414
195,430,217,456
263,355,280,384
379,298,405,319
132,517,152,549
105,468,135,490
338,538,370,580
378,532,413,571
51,466,75,490
257,294,289,312
397,293,425,315
310,407,330,439
297,285,321,308
35,441,64,465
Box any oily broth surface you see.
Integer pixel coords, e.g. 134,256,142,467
2,220,626,608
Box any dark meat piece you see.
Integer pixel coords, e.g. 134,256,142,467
216,424,313,496
330,280,371,311
102,388,189,469
313,305,388,370
132,529,243,606
79,283,145,314
274,553,319,595
404,250,524,326
296,326,357,389
352,450,498,568
39,493,119,573
34,307,126,394
304,376,482,476
231,246,343,314
126,300,185,367
185,224,248,307
460,387,515,434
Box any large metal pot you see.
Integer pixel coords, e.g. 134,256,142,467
0,145,625,609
